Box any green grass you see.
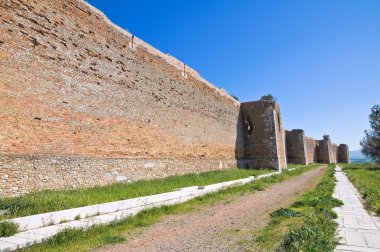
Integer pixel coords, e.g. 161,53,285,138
278,164,342,252
0,168,271,219
244,164,342,252
340,163,380,215
243,213,303,251
270,208,303,218
0,221,19,237
19,164,321,252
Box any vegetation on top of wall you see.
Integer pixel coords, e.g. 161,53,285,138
0,221,19,237
260,94,275,102
0,168,271,220
19,164,320,252
340,163,380,215
231,94,239,101
246,164,341,251
323,134,330,140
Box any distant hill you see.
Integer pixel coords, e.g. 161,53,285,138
350,150,373,163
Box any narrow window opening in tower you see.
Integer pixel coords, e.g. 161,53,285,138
245,118,253,136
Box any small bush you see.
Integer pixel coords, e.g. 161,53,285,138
231,95,239,101
270,208,303,218
260,94,275,102
279,211,338,252
0,221,19,237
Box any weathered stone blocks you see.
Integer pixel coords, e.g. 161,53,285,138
286,133,349,165
285,129,308,165
0,155,238,197
240,101,287,170
338,144,350,163
318,136,333,164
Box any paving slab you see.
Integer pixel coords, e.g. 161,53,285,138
334,166,380,252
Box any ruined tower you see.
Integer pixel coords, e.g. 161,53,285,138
317,136,333,164
240,101,287,170
338,144,350,163
285,129,308,165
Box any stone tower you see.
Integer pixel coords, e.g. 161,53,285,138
240,100,287,170
338,144,350,163
318,136,333,164
285,129,308,165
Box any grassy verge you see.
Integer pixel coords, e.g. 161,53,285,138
340,163,380,215
245,164,342,252
0,168,271,220
20,164,320,252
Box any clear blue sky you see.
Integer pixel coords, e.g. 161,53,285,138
86,0,380,151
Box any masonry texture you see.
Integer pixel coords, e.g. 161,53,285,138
305,137,318,163
0,0,247,196
241,101,287,170
0,155,239,195
285,130,308,165
286,133,349,165
0,0,347,197
338,144,350,163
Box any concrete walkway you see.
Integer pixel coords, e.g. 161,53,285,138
334,166,380,252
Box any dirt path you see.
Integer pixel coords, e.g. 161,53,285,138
96,166,326,252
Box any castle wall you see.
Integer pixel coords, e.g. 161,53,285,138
0,0,242,160
0,0,348,197
338,144,350,163
0,0,243,196
240,101,287,170
285,130,308,165
0,155,237,195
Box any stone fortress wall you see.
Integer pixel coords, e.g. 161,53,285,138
0,0,348,197
285,130,350,165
